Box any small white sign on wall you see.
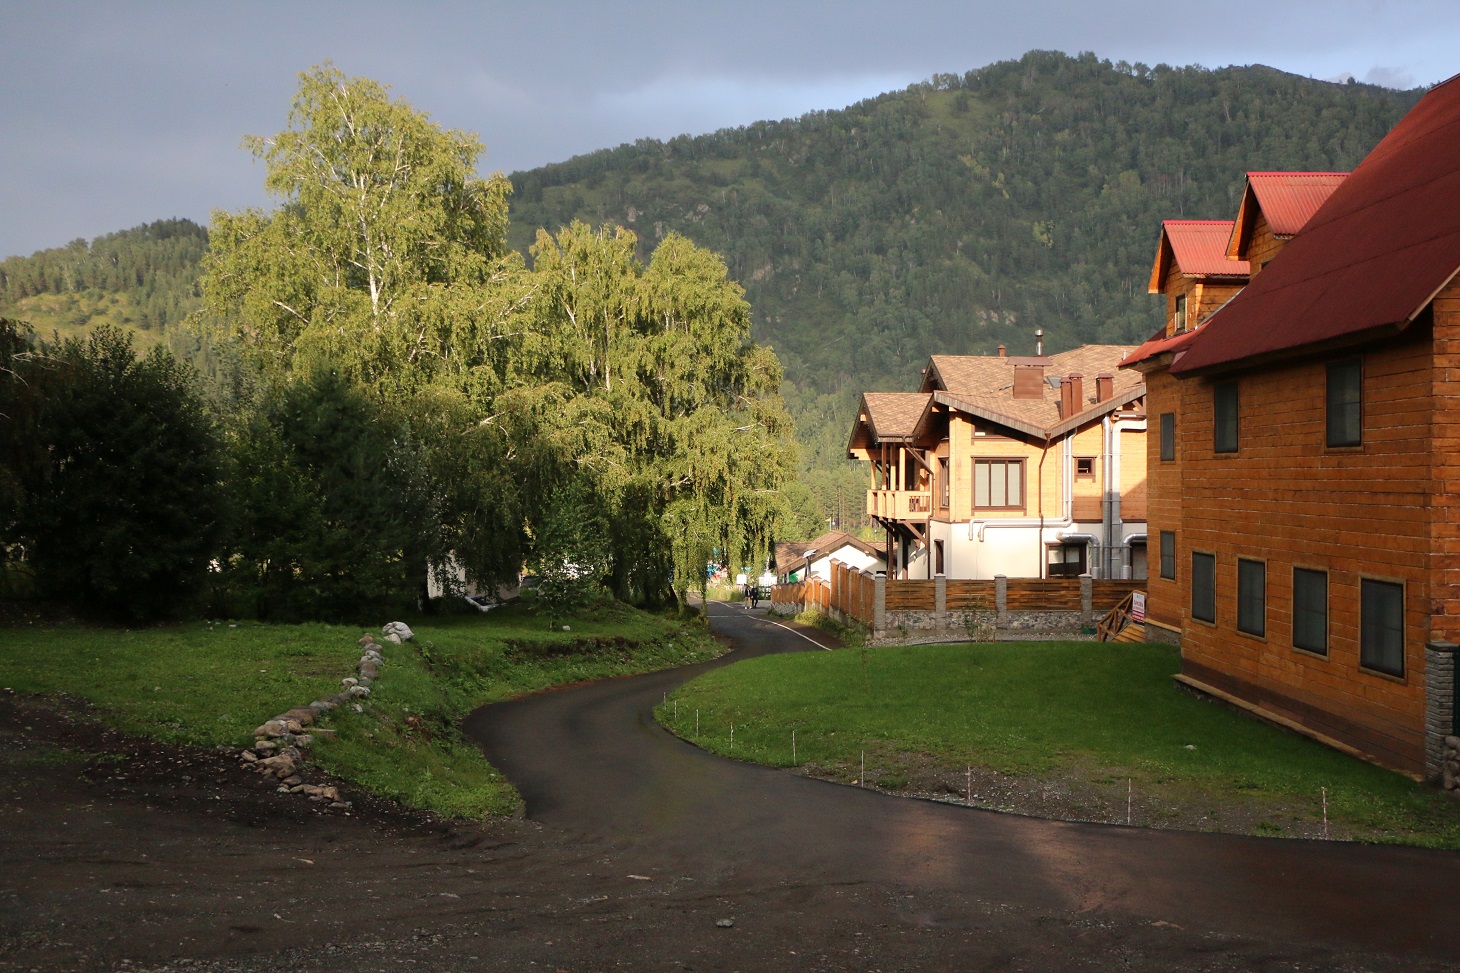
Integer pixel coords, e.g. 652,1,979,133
1131,591,1146,623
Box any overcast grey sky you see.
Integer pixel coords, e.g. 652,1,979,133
2,0,1455,259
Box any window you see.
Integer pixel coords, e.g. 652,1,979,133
1237,559,1266,637
938,457,950,509
1360,579,1405,677
1327,359,1362,447
1159,412,1176,462
1159,530,1176,580
1048,542,1087,578
1075,457,1095,478
1174,294,1188,333
1191,552,1216,623
973,458,1024,511
1293,568,1328,655
1213,381,1239,453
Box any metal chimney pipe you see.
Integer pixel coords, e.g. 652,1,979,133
1035,329,1044,356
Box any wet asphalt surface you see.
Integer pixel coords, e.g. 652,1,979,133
464,602,1460,960
7,607,1460,971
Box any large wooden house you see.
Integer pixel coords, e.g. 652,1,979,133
1121,75,1460,776
848,343,1147,580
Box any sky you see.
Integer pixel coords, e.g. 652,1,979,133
2,0,1456,260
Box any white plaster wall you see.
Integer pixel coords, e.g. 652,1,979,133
811,544,880,580
940,522,1044,579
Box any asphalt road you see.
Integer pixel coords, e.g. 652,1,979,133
464,602,1460,960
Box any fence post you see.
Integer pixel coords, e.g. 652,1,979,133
874,572,886,637
1425,640,1459,783
1080,574,1094,615
935,573,947,623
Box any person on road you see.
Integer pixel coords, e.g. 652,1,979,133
750,585,760,610
743,583,753,609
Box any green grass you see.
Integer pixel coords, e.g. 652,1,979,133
0,600,721,819
657,641,1460,848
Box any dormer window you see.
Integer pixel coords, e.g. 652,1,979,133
1174,294,1188,333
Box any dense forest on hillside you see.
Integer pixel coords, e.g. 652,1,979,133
507,51,1420,519
0,219,207,345
0,52,1422,535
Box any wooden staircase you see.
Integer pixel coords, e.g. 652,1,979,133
1095,590,1146,642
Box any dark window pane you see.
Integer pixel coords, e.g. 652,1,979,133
1160,412,1176,462
1327,359,1362,447
1237,559,1265,636
1192,552,1216,623
1360,579,1405,676
1159,530,1176,580
1293,568,1328,654
1214,382,1239,453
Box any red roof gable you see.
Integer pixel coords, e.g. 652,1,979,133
1227,172,1349,257
1174,75,1460,375
1149,221,1250,291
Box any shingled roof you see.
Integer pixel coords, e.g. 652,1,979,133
1174,75,1460,375
922,345,1144,438
855,392,931,441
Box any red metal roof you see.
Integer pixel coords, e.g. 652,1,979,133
1174,76,1460,375
1231,173,1349,253
1118,325,1202,369
1148,221,1249,291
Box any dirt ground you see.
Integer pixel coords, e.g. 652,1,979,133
6,688,1460,973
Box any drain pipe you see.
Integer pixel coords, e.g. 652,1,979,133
1102,415,1115,579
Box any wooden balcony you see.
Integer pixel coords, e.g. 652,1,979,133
867,489,933,521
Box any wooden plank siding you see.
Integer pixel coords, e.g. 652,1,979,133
1142,367,1185,630
1174,318,1437,773
1244,212,1285,276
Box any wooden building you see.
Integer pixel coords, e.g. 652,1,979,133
1121,76,1460,776
848,343,1147,580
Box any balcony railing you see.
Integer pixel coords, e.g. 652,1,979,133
867,489,933,521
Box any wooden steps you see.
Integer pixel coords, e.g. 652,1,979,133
1111,622,1146,643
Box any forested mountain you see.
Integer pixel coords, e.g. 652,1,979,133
0,218,207,346
507,51,1421,523
0,52,1422,534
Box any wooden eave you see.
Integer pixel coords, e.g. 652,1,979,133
1174,320,1411,379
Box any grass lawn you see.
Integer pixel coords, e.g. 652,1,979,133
657,640,1460,848
0,600,721,818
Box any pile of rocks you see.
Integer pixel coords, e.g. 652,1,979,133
1442,736,1460,792
237,621,414,807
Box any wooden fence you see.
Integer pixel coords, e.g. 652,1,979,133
772,562,1143,637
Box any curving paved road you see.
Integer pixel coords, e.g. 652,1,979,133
464,602,1460,959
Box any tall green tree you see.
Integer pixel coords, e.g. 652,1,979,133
6,326,222,620
199,68,796,612
221,369,440,622
199,64,522,391
198,66,532,594
521,223,795,604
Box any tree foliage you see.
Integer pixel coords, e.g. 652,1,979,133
200,64,520,391
196,67,793,613
220,369,440,622
2,326,222,619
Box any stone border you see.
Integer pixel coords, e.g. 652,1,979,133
236,621,413,807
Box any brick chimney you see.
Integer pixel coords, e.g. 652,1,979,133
997,344,1006,358
1012,363,1045,400
1062,372,1084,415
1096,373,1114,403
